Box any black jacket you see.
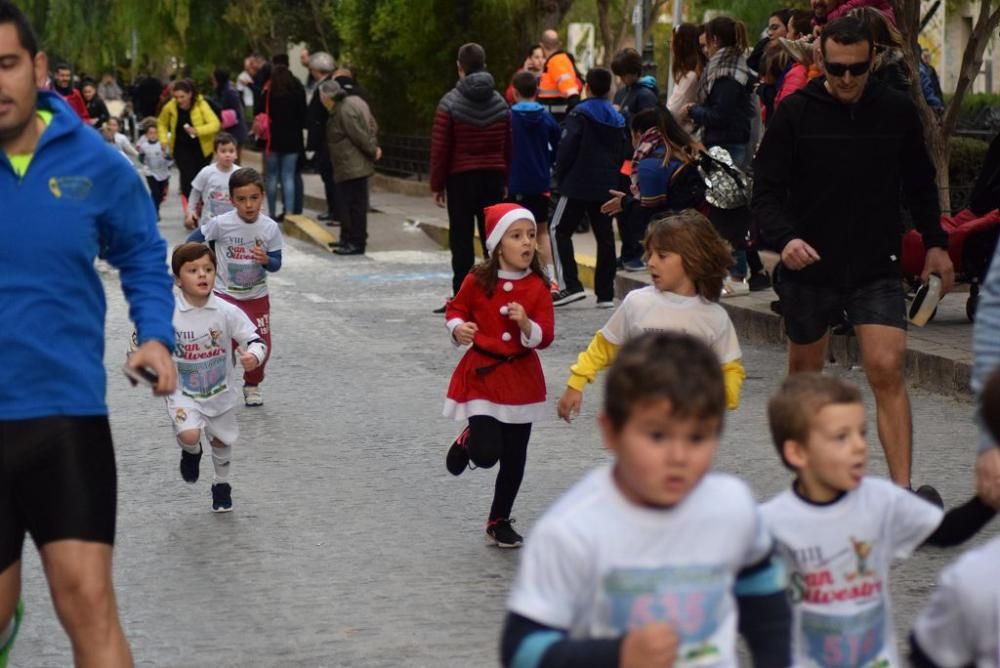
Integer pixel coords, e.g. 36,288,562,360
86,96,109,128
752,79,947,288
553,98,626,202
266,80,307,153
689,77,752,148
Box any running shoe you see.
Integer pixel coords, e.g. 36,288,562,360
0,600,24,668
433,298,453,315
747,271,771,292
211,483,233,513
595,300,615,309
486,518,523,548
552,288,586,307
913,484,944,509
243,385,263,407
722,277,750,298
446,426,472,476
180,446,202,484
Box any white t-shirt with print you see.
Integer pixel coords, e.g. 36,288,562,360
601,286,741,364
760,478,943,668
200,209,283,300
913,533,1000,668
508,465,772,667
169,292,266,417
191,162,239,223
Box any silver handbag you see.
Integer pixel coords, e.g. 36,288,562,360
697,146,753,210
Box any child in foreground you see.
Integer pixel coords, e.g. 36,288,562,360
188,167,283,407
557,211,745,423
910,365,1000,667
502,332,791,667
762,373,997,668
443,203,555,548
167,243,266,512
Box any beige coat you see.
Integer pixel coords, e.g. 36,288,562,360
326,95,378,183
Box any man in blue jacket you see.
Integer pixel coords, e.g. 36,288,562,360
0,3,176,665
550,67,626,308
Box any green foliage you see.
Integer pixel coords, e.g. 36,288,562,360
948,92,1000,128
949,135,990,211
689,0,810,31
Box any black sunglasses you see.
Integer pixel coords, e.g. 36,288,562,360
825,60,871,77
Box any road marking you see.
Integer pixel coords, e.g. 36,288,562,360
366,250,449,265
302,293,331,303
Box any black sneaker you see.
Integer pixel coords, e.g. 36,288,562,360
211,483,233,513
317,211,336,222
446,426,471,476
180,447,202,483
747,271,771,292
486,518,523,548
432,298,452,315
552,288,586,307
913,484,944,509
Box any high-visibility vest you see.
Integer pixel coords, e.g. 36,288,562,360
538,51,580,114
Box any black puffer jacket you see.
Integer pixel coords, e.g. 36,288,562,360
752,79,947,288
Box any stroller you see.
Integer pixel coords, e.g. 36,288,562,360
900,208,1000,322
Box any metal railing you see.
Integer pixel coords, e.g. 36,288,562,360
376,134,431,181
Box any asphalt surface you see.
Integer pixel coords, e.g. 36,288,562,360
10,177,997,667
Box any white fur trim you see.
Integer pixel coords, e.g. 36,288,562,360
442,399,548,424
486,208,535,254
520,321,543,348
446,318,465,347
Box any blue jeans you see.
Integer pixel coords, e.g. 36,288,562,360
265,152,298,216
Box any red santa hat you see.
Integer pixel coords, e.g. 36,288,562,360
484,203,535,255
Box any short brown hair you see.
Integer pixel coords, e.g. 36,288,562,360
643,210,733,302
604,332,726,432
457,43,486,74
213,131,236,151
171,242,216,277
611,48,643,78
512,70,538,99
141,116,158,132
768,373,863,470
228,167,264,195
981,366,1000,444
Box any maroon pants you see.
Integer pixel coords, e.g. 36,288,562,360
217,292,271,386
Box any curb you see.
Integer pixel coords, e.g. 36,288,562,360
283,214,338,253
617,272,973,398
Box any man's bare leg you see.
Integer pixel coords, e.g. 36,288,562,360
855,323,912,487
788,332,829,374
40,540,132,668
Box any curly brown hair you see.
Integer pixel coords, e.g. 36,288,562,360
642,210,732,302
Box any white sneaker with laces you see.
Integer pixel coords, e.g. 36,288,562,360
722,277,750,298
243,385,263,406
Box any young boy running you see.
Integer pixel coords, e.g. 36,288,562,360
910,366,1000,667
185,132,239,230
762,373,997,668
167,242,266,512
188,167,283,406
502,332,791,668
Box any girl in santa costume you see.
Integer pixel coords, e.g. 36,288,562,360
443,203,555,548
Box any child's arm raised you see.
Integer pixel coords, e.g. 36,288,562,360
558,331,620,423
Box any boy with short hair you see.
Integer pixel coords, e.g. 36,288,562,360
550,67,626,308
185,132,240,230
502,332,791,668
166,242,266,512
188,167,283,407
762,373,996,668
910,366,1000,667
508,70,561,291
136,116,172,219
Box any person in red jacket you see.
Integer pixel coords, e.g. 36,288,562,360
430,43,511,313
51,63,90,122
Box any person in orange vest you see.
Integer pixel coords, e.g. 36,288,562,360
537,30,581,123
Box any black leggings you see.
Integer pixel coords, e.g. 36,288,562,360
467,416,530,521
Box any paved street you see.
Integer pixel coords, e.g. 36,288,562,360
11,180,999,667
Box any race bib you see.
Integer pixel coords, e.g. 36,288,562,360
178,355,228,400
228,260,265,291
801,603,887,668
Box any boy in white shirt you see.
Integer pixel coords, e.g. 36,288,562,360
188,167,283,407
911,366,1000,668
762,374,996,668
502,332,791,668
136,117,172,220
184,132,239,230
168,242,266,512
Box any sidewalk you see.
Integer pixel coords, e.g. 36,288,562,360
259,152,977,398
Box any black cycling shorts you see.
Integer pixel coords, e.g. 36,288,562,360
774,271,907,345
509,193,551,226
0,416,117,571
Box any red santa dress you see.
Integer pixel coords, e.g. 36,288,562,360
443,269,555,424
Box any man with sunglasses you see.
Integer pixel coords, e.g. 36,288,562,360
752,16,954,496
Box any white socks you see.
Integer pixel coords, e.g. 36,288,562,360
211,443,232,483
177,437,201,455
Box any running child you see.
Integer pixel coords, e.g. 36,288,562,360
188,167,283,407
100,116,140,164
508,70,561,292
166,242,267,512
910,365,1000,667
762,373,997,668
443,203,555,548
136,117,172,220
185,132,239,230
557,210,745,423
501,332,791,667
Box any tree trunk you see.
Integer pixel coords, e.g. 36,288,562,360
536,0,575,30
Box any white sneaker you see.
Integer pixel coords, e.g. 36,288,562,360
722,277,749,298
595,300,615,309
243,386,263,406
